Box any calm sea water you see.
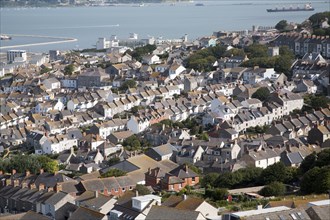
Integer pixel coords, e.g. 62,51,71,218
0,0,329,52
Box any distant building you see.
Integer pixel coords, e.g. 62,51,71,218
49,50,60,61
7,50,27,63
268,46,279,57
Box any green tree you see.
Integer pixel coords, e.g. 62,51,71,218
259,181,286,197
279,46,295,60
107,157,120,166
260,162,287,184
251,87,270,102
300,166,330,194
274,56,292,75
299,152,317,173
123,135,141,151
215,171,243,188
135,184,151,195
304,95,330,110
205,188,229,201
275,20,288,31
120,79,137,91
101,168,127,178
244,44,268,58
40,67,51,74
201,173,220,188
64,64,74,75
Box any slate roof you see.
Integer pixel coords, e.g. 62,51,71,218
145,206,203,220
44,191,69,205
102,160,139,174
175,197,204,210
68,207,105,220
281,151,304,166
306,205,330,220
169,164,199,178
55,202,78,220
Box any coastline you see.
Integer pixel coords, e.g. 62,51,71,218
0,34,77,50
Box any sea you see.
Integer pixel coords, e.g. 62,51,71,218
0,0,329,53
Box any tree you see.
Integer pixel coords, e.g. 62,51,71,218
205,188,229,201
120,79,137,91
40,67,51,74
300,167,319,194
251,87,270,102
259,162,287,184
304,94,330,110
101,168,127,178
274,56,292,76
215,171,243,189
135,184,151,195
107,157,120,166
279,46,294,60
244,44,268,58
259,181,286,197
64,64,74,75
275,20,288,31
201,173,220,188
123,135,141,151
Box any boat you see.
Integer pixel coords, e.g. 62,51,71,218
0,35,12,40
267,3,314,12
195,3,204,6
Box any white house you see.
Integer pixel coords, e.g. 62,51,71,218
61,77,77,88
40,134,78,154
241,98,263,109
169,64,186,79
127,116,150,134
142,54,160,65
41,192,75,219
241,148,281,169
42,78,61,91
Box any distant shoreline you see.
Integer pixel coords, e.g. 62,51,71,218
0,34,77,50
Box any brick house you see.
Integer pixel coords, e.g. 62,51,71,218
145,164,199,192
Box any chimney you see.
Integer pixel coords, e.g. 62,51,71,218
184,164,189,173
55,183,62,193
94,191,99,198
286,145,291,153
22,181,28,188
6,179,11,186
148,167,151,175
40,169,44,174
182,194,187,201
12,169,16,175
39,183,45,191
13,179,19,187
135,190,139,197
0,170,3,175
25,170,30,177
257,205,263,210
30,183,36,190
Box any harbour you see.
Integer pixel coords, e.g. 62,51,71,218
0,0,328,52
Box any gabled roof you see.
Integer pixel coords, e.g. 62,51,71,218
68,207,105,220
44,191,70,205
169,164,199,178
145,205,204,220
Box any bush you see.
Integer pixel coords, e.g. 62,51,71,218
259,181,286,197
135,184,151,195
101,168,127,178
205,188,229,201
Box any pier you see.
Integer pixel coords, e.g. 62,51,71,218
0,34,77,49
